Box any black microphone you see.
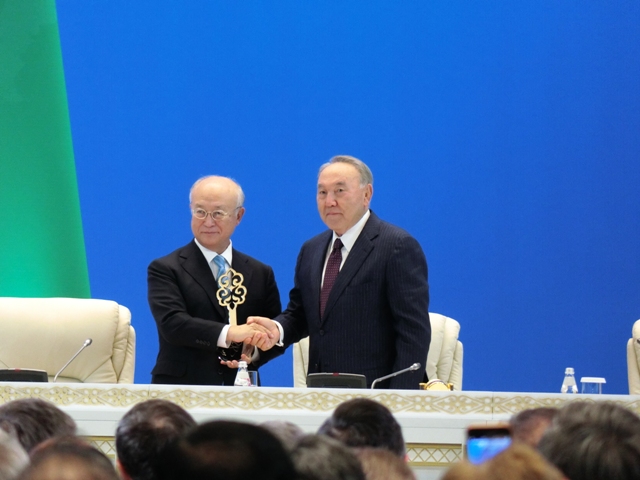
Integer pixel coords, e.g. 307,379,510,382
53,338,93,383
370,363,421,389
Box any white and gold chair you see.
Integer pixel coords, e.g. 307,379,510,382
293,312,463,390
627,319,640,394
0,297,135,383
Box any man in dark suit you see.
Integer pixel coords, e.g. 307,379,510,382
249,156,430,389
148,176,281,386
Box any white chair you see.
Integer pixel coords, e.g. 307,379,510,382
293,312,463,390
0,297,136,383
627,319,640,394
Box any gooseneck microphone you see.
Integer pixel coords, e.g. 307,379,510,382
370,362,421,389
53,338,93,383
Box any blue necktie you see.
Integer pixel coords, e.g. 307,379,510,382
212,255,227,283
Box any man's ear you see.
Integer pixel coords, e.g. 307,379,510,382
116,458,132,480
364,184,373,205
236,206,246,224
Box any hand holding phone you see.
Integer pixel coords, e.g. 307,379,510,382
465,423,511,465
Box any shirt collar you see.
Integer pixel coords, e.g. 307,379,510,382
194,238,233,267
331,209,370,252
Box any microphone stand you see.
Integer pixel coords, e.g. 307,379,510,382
370,362,421,389
53,338,93,383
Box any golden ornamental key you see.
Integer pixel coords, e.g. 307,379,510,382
216,268,247,326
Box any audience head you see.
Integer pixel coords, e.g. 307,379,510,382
482,443,564,480
18,436,119,480
355,447,416,480
318,398,405,457
538,401,640,480
156,420,296,480
290,434,365,480
115,399,196,480
510,407,557,448
0,429,29,480
442,443,564,480
0,399,76,453
260,420,305,452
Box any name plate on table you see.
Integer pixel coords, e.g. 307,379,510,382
0,368,48,382
307,372,367,389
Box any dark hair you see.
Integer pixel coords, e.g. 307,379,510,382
509,407,557,447
115,399,196,480
156,420,296,480
19,436,119,480
291,435,365,480
318,398,405,457
538,401,640,480
0,399,76,452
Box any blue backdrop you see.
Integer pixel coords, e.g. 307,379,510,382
55,1,640,393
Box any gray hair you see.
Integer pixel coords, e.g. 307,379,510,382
0,428,29,480
290,434,365,480
538,401,640,480
318,155,373,187
189,175,245,208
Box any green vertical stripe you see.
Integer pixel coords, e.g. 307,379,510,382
0,0,90,297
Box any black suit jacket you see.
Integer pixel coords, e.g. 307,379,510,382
148,240,282,385
277,212,431,389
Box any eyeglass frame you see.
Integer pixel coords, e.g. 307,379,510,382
191,206,242,221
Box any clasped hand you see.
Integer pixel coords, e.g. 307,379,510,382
221,318,280,367
227,317,280,351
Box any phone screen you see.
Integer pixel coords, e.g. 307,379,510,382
466,427,511,464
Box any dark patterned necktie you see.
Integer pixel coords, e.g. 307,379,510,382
320,238,343,317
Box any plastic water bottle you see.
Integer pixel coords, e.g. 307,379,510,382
234,360,251,387
561,367,578,394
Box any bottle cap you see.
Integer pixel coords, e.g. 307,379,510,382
580,377,606,384
238,360,248,368
565,367,574,375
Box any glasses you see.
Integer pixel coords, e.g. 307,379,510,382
191,207,240,221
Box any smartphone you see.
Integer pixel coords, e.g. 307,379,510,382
465,423,511,464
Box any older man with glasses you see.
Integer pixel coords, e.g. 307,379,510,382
148,175,282,386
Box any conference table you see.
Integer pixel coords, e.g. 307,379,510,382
1,382,637,480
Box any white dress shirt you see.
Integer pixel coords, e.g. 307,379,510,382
194,239,233,348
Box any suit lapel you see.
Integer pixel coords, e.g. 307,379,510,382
321,213,380,324
231,249,252,292
180,241,227,319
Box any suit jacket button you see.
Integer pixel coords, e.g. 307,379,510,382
319,329,325,336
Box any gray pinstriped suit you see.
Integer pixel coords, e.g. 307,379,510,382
277,211,431,389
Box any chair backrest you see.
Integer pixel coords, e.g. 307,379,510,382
0,297,136,383
426,313,463,390
292,312,463,390
627,319,640,394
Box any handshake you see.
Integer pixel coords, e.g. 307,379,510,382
221,317,281,367
231,316,281,350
